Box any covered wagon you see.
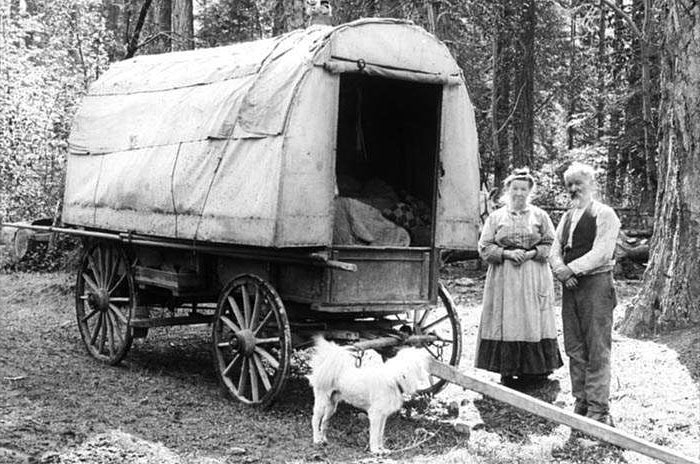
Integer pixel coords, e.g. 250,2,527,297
51,18,482,406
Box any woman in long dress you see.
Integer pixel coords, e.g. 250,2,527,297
476,168,563,386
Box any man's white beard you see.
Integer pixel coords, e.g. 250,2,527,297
571,194,590,209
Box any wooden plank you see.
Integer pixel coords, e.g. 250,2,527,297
428,359,699,464
130,314,213,328
134,266,202,291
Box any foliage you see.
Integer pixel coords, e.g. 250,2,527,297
196,0,269,45
0,0,111,224
0,0,667,273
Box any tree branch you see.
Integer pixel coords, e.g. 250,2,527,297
596,0,643,39
496,83,525,135
125,0,154,59
137,31,175,50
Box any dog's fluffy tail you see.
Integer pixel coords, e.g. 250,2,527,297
307,335,354,392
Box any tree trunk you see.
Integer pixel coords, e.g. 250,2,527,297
596,2,606,139
619,1,700,336
567,5,577,150
606,109,621,202
154,0,171,52
125,0,153,59
606,0,625,203
638,0,656,212
171,0,193,51
511,0,535,168
491,0,511,188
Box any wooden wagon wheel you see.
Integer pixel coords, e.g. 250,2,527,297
412,282,462,395
75,241,136,365
212,275,292,408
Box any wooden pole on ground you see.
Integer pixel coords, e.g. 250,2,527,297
428,359,699,464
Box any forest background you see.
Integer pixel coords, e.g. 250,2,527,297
0,0,660,222
1,0,698,336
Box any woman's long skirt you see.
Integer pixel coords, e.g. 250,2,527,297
475,259,563,376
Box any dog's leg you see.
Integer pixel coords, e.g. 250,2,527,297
377,413,386,452
368,410,389,454
312,396,330,444
318,393,338,444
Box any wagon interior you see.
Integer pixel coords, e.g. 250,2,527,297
334,73,442,249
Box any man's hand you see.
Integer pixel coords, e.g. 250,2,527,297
553,265,575,282
564,277,578,289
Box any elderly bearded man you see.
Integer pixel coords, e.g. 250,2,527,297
550,162,621,427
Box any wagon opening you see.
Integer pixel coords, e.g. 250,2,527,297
333,74,442,248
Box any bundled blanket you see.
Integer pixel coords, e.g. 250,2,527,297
333,197,410,246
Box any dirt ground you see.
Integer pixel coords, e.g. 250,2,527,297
0,263,698,464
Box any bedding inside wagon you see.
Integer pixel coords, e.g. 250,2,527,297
333,74,441,247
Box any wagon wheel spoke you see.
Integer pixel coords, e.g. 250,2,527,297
255,336,280,345
96,246,104,282
223,353,241,377
220,314,241,333
417,308,430,327
252,353,272,391
88,254,103,287
241,285,252,327
82,273,101,295
424,345,439,360
101,247,111,288
108,272,127,294
104,247,120,291
89,311,104,346
252,310,273,337
106,311,116,356
109,297,130,303
106,310,125,345
250,288,261,328
227,296,247,329
421,314,450,332
248,358,260,403
237,356,249,395
254,346,280,369
98,313,108,354
81,308,100,323
108,303,129,325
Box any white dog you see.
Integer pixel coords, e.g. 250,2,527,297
307,336,431,454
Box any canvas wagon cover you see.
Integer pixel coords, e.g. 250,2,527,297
64,18,480,248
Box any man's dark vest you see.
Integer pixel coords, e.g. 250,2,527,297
562,204,596,264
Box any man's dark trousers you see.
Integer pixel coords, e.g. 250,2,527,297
561,271,616,419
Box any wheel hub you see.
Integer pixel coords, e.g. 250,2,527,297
87,290,110,312
233,329,257,356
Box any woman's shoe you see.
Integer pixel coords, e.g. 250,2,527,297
500,375,516,387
